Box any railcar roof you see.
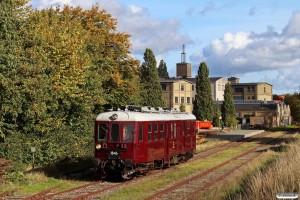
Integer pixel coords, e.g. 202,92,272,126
96,111,196,122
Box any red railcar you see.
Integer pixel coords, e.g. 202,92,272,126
94,106,196,179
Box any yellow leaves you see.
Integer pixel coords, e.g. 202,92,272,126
111,71,124,86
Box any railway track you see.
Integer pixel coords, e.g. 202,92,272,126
146,132,296,200
1,131,292,200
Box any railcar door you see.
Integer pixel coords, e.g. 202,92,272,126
135,122,147,163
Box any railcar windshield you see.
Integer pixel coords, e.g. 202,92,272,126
110,123,120,142
98,123,108,141
122,123,134,143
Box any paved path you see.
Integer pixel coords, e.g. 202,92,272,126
205,129,265,141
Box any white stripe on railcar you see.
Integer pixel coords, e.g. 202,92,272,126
96,111,196,122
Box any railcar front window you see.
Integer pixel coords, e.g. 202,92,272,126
123,124,134,143
110,123,119,142
98,124,108,141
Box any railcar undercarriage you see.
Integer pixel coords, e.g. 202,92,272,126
97,151,194,181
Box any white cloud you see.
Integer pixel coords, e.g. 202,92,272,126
191,10,300,93
97,0,193,55
31,0,193,57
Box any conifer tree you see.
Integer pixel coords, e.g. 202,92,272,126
158,59,169,78
192,62,213,121
140,49,165,107
221,83,237,127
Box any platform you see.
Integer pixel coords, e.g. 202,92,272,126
205,129,265,141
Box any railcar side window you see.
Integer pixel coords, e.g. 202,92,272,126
123,123,134,143
148,124,152,141
98,124,107,141
160,123,164,139
110,123,119,142
174,123,177,137
139,123,143,141
154,123,158,140
170,122,173,138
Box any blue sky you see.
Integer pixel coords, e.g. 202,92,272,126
30,0,300,94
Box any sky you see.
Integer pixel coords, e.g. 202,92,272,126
30,0,300,94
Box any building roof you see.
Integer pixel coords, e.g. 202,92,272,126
180,77,224,84
219,100,278,111
159,77,194,84
231,82,273,86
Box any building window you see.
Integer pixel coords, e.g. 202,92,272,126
222,85,225,91
218,84,221,91
175,96,178,104
234,87,243,93
161,83,166,90
264,87,266,93
181,97,184,104
192,85,195,91
181,85,184,91
187,97,190,104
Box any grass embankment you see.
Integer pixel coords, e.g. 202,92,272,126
225,134,300,200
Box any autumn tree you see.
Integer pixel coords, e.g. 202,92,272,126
158,59,169,78
284,93,300,122
221,83,237,127
192,62,213,121
140,49,165,107
0,4,141,166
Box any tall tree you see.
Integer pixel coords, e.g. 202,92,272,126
192,62,213,121
0,0,31,140
0,4,142,166
140,48,165,107
221,83,237,127
158,59,169,78
212,101,221,127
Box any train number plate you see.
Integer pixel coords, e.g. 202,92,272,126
108,150,120,159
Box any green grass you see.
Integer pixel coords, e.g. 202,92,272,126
266,125,300,132
103,142,259,200
0,172,89,195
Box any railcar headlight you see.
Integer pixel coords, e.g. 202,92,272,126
95,143,102,150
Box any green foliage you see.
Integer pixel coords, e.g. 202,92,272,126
3,161,27,184
192,62,214,121
222,83,236,127
212,101,221,127
0,3,140,167
140,48,165,107
158,59,169,78
179,104,186,112
284,93,300,122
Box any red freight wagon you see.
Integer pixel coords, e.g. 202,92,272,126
94,106,196,180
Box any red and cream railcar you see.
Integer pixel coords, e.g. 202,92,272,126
94,106,196,179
